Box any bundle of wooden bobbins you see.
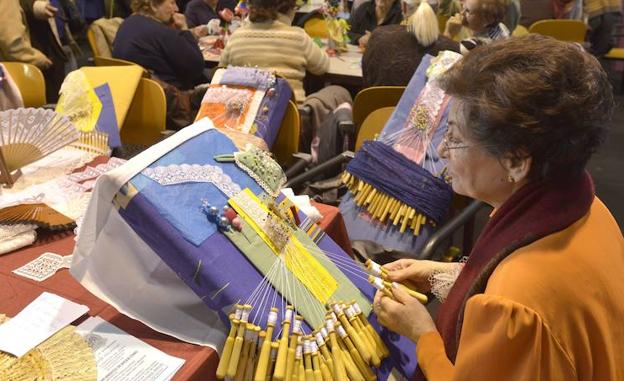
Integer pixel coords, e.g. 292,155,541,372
216,300,390,381
365,259,429,304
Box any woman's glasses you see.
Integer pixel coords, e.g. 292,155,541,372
441,132,472,151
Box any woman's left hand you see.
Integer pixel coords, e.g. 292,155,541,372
172,12,188,30
374,283,437,343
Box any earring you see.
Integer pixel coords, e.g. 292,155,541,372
507,175,515,183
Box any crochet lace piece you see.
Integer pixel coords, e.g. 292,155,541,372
220,66,276,90
234,144,285,197
429,259,466,303
142,163,242,198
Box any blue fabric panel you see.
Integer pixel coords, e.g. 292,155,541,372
128,129,263,246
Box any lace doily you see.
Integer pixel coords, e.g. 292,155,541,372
220,66,276,90
426,50,463,82
234,144,286,197
142,163,242,198
1,147,97,194
428,259,466,302
386,78,449,164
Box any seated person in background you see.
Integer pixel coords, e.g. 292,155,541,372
375,35,624,380
362,0,457,87
443,0,508,53
0,0,52,71
184,0,237,28
114,0,207,90
219,0,329,103
348,0,402,47
113,0,209,129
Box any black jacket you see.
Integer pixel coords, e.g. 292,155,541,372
113,15,205,89
348,0,402,45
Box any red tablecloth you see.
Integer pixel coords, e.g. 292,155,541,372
0,202,351,380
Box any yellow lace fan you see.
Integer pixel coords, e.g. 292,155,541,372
0,108,80,187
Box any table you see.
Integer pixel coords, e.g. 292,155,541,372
0,204,352,380
200,37,363,83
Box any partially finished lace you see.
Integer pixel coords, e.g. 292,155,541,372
142,163,242,198
429,259,466,303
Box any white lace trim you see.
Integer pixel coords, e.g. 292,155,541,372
429,258,466,303
142,164,242,198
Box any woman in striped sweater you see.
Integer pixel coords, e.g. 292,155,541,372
219,0,329,103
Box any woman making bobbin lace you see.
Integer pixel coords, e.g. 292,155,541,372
372,35,624,380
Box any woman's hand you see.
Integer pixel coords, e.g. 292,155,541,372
172,12,188,30
358,31,371,49
383,258,453,293
192,25,209,38
374,285,437,343
33,0,58,20
444,13,463,38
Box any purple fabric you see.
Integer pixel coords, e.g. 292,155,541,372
253,78,291,148
119,191,417,379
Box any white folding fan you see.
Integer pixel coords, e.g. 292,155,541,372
0,108,79,187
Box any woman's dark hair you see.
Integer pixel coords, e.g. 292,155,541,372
248,0,296,22
473,0,507,26
439,34,614,181
131,0,168,13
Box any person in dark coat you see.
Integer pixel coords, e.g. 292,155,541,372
184,0,236,27
348,0,402,47
362,0,457,87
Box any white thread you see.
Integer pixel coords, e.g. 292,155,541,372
315,333,325,347
337,326,347,338
268,310,278,325
326,319,334,332
352,303,362,315
293,318,302,334
235,307,243,320
296,345,303,359
285,308,293,322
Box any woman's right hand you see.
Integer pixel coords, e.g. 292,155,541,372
444,13,463,37
383,259,455,293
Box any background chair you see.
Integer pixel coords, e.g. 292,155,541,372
354,106,394,151
272,100,301,167
437,14,449,34
87,17,123,59
352,86,405,134
2,62,46,107
120,78,167,146
529,19,587,43
512,24,529,37
304,15,329,38
604,48,624,92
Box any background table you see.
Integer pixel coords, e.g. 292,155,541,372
200,38,363,84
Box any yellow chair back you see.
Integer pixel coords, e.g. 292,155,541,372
87,28,100,57
353,86,404,130
355,106,395,151
437,14,449,34
272,100,300,167
2,62,46,107
528,19,587,43
94,56,150,78
304,16,329,39
512,24,529,37
120,78,167,146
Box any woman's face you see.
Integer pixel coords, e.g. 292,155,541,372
438,101,515,207
152,0,178,22
461,0,487,32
